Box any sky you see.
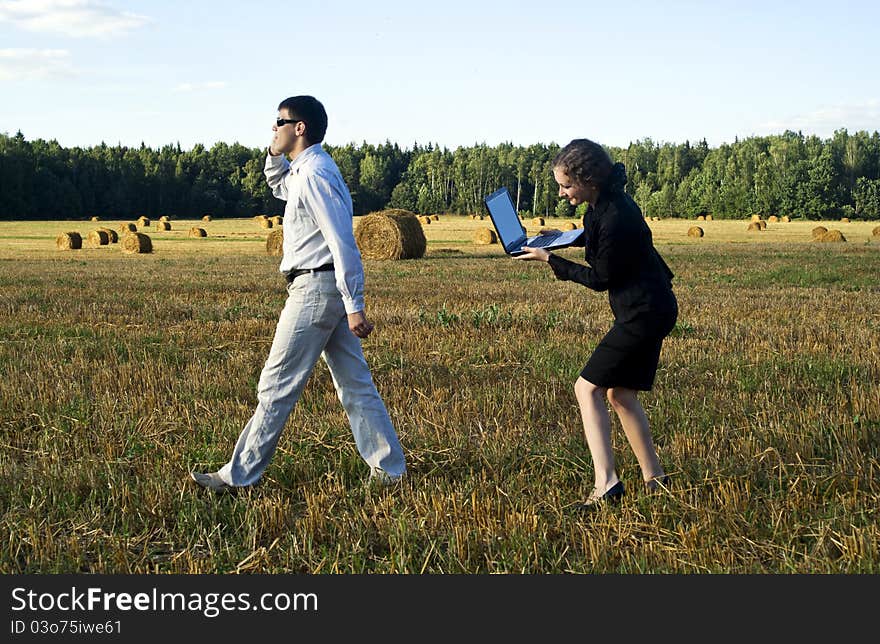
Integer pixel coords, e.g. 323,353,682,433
1,0,878,151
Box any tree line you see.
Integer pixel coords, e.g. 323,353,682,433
2,128,879,221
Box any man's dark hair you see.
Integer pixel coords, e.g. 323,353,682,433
278,95,328,144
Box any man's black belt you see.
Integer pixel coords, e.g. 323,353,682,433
285,263,334,282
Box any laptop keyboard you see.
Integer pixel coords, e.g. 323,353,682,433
526,233,560,248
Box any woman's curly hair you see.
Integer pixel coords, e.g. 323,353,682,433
553,139,626,193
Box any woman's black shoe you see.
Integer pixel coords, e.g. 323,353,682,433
645,474,669,492
575,480,625,512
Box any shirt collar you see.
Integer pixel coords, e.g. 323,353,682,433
289,143,323,172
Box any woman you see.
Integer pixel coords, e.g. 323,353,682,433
517,138,677,509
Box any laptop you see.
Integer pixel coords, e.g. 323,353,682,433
483,187,584,256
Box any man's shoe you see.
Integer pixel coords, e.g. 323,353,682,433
574,480,625,512
190,471,232,493
368,469,405,488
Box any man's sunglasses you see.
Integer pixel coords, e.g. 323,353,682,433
276,118,303,127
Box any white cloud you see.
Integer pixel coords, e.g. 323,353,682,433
0,0,150,38
758,100,880,136
0,47,74,80
173,81,228,93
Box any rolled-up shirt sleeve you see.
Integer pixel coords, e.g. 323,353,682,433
264,152,291,201
300,171,365,314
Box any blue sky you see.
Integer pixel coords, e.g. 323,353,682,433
1,0,878,151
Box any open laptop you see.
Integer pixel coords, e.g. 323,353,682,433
483,187,584,256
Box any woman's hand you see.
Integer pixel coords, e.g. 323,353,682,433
516,246,551,262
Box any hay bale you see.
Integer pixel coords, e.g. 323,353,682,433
87,229,110,246
189,227,207,238
768,215,779,223
419,215,432,225
270,215,283,226
354,210,426,260
137,216,150,227
561,222,577,230
159,215,170,222
651,217,660,221
531,217,544,226
747,222,762,232
696,215,705,221
90,216,100,222
56,232,82,250
98,227,118,243
840,217,850,223
120,222,137,233
259,218,273,229
751,214,762,222
872,225,880,236
473,227,497,245
254,214,268,222
431,214,439,221
811,226,828,239
267,228,284,256
817,229,846,243
757,220,767,230
155,221,171,231
781,216,791,222
687,226,704,238
202,214,212,222
705,214,713,221
122,232,152,254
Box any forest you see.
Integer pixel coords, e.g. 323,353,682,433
1,128,879,221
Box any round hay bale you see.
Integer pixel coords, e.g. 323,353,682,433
56,232,82,250
159,215,170,222
120,222,137,233
696,215,705,221
687,226,704,238
747,222,762,232
98,227,118,243
840,217,850,223
121,232,152,254
266,229,283,256
811,226,828,239
419,215,432,225
189,227,207,238
87,229,110,246
872,225,880,236
768,215,779,223
202,214,212,222
757,220,767,230
473,227,497,245
751,214,762,222
469,214,477,220
817,229,846,243
259,218,273,229
137,216,150,227
432,214,439,221
561,222,577,230
90,216,100,222
270,215,283,226
781,216,791,222
651,216,660,221
354,210,426,260
531,217,545,226
155,221,171,231
705,214,713,221
254,214,268,222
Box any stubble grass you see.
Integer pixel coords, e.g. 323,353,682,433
1,217,878,573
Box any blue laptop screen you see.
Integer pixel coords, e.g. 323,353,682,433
484,188,524,249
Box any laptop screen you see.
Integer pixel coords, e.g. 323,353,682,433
484,188,525,249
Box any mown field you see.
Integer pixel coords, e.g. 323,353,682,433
1,215,879,573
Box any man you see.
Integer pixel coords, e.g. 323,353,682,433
191,95,406,491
